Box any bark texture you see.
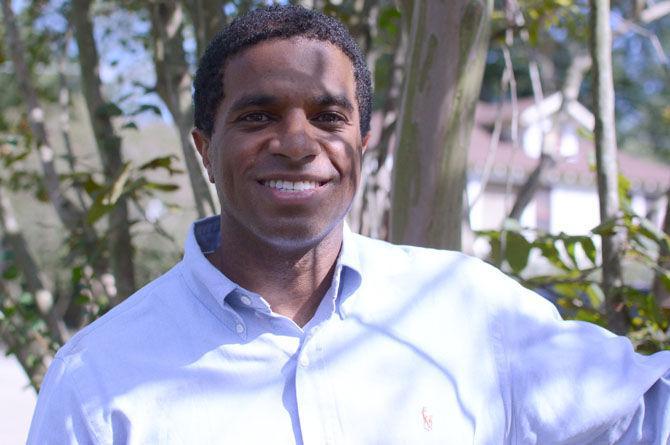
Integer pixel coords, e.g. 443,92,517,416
590,0,629,334
149,0,217,219
390,0,493,250
71,0,136,301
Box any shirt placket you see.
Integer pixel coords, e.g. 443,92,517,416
295,324,343,445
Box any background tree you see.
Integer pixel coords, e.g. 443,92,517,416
390,0,493,250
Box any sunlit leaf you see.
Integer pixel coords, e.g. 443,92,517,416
585,283,604,309
580,237,597,265
591,218,618,236
103,162,132,206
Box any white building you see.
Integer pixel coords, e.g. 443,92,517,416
467,97,669,237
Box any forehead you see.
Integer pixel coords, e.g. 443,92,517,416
221,37,356,101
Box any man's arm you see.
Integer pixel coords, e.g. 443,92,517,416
27,357,97,445
492,276,670,443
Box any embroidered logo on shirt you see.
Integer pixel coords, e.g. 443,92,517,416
421,406,433,431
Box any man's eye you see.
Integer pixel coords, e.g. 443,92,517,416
240,113,271,123
313,112,346,124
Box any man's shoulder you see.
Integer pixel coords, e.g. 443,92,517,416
351,233,554,314
55,263,188,364
351,233,497,279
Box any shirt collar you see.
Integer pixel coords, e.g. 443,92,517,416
180,216,364,324
182,216,238,308
339,222,362,304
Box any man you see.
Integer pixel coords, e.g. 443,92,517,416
28,5,670,444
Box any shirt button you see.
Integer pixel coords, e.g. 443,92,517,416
235,323,245,334
299,355,310,367
240,295,252,306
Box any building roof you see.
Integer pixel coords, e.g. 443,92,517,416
469,100,670,196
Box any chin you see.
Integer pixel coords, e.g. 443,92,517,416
252,220,342,251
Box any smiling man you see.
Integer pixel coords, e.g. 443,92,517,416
28,5,670,445
190,34,368,327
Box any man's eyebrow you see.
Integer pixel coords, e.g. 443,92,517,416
314,94,354,113
229,94,279,113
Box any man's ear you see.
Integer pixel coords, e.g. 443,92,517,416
192,128,215,183
362,132,371,154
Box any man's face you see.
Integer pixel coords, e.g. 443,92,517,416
195,37,368,249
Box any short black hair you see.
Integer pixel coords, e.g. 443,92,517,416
193,4,372,137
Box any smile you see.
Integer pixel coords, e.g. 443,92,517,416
261,179,323,192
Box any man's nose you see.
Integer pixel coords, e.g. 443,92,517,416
268,111,320,161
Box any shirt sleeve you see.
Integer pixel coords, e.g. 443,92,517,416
27,357,98,445
493,277,670,444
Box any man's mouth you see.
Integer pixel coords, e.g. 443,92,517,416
261,179,324,192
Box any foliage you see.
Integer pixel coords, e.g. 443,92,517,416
477,206,670,353
483,0,670,162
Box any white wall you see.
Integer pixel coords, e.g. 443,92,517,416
550,187,601,234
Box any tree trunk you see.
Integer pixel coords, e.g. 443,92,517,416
149,0,217,219
1,0,85,229
2,0,108,277
590,0,629,334
182,0,226,58
390,0,493,250
348,2,408,239
70,0,136,302
0,184,57,389
0,185,69,344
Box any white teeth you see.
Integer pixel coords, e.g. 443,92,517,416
263,180,319,192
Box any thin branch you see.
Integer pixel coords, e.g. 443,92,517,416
0,0,86,229
0,184,69,344
640,1,670,24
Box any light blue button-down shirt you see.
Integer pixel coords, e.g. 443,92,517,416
28,216,670,444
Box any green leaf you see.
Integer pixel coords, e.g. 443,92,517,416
592,218,618,236
2,305,16,318
618,173,632,209
573,308,605,326
585,283,605,309
553,283,580,299
83,175,103,195
87,197,113,225
103,162,132,206
638,216,669,246
131,103,162,117
96,102,123,118
71,266,83,285
143,182,180,192
18,292,33,305
534,237,570,271
660,273,670,292
75,294,90,305
138,155,183,175
580,237,597,265
378,6,401,34
2,264,19,280
505,231,531,274
564,237,580,267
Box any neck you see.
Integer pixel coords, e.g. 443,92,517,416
208,218,344,327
